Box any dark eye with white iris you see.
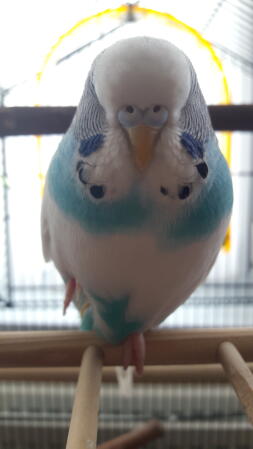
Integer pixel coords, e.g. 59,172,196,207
118,105,142,128
144,105,169,127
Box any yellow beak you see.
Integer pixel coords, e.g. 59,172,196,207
127,125,158,171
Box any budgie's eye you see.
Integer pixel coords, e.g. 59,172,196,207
118,105,142,128
144,106,169,127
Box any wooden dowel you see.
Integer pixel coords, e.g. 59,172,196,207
218,342,253,425
66,346,104,449
2,363,253,383
97,420,164,449
1,328,253,368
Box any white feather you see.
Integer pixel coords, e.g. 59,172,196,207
94,37,191,127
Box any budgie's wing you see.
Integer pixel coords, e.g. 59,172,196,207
41,130,107,316
41,128,104,261
41,183,91,315
180,131,209,179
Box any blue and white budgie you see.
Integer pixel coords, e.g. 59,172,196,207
41,37,233,374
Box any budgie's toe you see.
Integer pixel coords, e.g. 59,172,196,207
63,278,76,315
122,333,146,376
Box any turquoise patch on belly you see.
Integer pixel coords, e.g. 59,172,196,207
83,292,143,344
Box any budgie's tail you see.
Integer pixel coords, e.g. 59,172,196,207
64,284,144,396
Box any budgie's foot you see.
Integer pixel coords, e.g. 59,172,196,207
122,333,146,376
63,278,76,315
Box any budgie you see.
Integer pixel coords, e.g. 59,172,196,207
41,37,233,374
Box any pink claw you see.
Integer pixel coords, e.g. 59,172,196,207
122,333,146,376
63,278,76,315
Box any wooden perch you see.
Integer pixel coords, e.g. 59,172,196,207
2,363,253,383
98,420,164,449
1,328,253,368
66,346,104,449
219,342,253,425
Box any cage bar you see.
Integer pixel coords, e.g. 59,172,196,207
0,105,253,136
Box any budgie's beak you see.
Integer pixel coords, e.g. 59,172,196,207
127,125,158,171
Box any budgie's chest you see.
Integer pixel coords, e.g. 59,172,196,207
47,131,231,240
44,131,233,343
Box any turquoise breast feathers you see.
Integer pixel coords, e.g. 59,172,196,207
47,130,233,248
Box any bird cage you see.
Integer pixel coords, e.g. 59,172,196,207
0,2,253,448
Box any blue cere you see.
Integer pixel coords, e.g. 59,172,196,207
181,132,204,159
79,134,105,157
82,292,143,344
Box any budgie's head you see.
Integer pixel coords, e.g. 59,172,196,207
71,37,214,205
93,37,192,170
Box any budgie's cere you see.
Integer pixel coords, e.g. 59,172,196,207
41,37,233,373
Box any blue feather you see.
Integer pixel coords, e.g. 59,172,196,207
81,292,143,343
181,132,204,159
79,134,105,157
